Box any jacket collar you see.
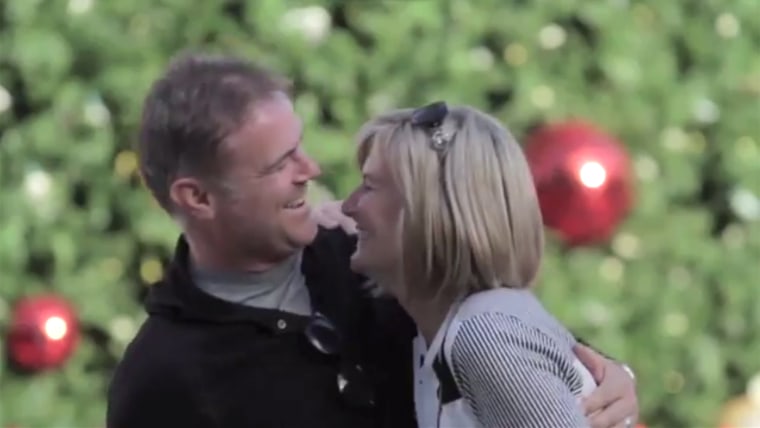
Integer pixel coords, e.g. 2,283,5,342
145,229,336,334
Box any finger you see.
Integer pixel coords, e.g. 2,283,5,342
587,410,627,428
312,212,339,228
574,344,606,381
587,398,636,428
585,409,605,428
600,421,626,428
338,217,357,234
582,373,621,415
323,220,340,228
584,360,637,415
583,391,610,415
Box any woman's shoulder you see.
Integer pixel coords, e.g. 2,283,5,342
445,288,577,358
445,310,593,400
456,288,540,316
440,293,594,428
457,289,571,332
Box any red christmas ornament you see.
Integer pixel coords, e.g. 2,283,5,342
7,294,80,371
525,120,634,246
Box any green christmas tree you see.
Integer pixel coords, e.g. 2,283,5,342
1,1,759,426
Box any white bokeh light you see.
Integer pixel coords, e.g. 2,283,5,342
44,316,69,341
579,161,607,188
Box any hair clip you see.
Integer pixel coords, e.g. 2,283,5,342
430,128,448,150
411,101,451,152
411,101,448,127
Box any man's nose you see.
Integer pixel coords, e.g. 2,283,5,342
295,151,321,183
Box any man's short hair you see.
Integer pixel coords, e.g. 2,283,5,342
137,52,291,212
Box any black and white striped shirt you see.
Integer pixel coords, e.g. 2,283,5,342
413,288,596,428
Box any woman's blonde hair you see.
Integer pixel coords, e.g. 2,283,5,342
355,104,544,301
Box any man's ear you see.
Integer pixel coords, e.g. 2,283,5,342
169,177,215,220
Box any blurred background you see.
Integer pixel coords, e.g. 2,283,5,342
1,0,760,427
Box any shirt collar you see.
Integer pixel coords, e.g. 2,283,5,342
145,230,335,334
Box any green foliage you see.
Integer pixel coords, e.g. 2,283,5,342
1,0,759,426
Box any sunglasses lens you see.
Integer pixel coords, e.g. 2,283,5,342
305,316,340,355
304,315,375,408
337,364,376,409
411,101,447,126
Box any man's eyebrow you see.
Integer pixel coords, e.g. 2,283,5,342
262,131,303,172
265,146,298,171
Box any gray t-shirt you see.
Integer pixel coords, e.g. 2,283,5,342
190,251,312,316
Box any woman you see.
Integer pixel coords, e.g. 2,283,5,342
342,102,597,428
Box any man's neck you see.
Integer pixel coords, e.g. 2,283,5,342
192,250,300,281
187,236,312,316
185,233,294,273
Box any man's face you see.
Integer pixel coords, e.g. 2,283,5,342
210,93,321,263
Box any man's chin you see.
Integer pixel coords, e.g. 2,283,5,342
286,220,319,248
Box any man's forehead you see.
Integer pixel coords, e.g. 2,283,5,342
228,97,301,158
251,92,294,123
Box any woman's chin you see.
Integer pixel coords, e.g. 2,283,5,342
349,250,374,275
350,250,389,279
380,283,406,302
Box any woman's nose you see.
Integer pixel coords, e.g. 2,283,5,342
341,190,359,218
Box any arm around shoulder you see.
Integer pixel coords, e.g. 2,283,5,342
450,313,588,428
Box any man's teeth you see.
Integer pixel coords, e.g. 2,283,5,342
285,199,305,209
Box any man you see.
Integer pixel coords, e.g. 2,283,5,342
106,53,638,428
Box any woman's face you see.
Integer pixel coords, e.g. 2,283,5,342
342,146,405,292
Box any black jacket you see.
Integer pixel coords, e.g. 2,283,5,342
106,228,417,428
